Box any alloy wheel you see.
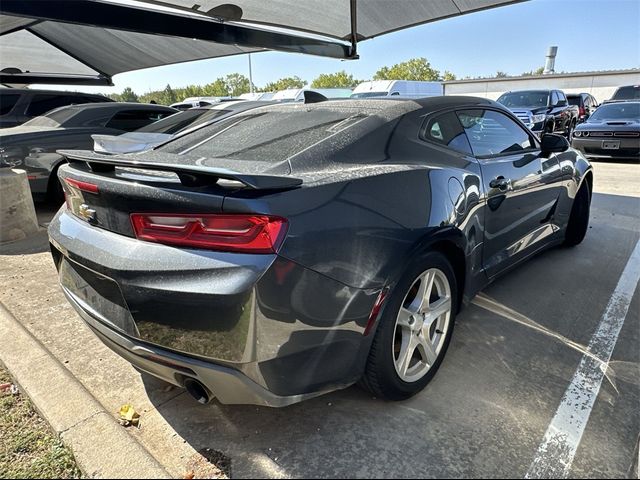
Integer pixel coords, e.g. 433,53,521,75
393,268,452,383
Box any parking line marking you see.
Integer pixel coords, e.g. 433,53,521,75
525,238,640,479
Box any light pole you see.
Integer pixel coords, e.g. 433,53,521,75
248,53,254,94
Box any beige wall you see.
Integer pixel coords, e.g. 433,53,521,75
443,71,640,103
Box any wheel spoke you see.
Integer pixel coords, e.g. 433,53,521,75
427,296,451,323
396,333,416,377
417,335,438,366
415,271,435,312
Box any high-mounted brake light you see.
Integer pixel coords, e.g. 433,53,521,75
130,213,288,253
64,177,99,193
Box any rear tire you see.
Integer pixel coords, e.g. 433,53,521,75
360,252,457,401
564,182,591,246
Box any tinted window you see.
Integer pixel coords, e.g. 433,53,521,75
136,108,231,134
567,96,581,107
612,86,640,100
175,109,367,162
421,111,472,155
457,109,535,157
0,93,20,116
105,109,173,132
22,106,81,128
25,94,91,116
589,103,640,121
497,91,550,108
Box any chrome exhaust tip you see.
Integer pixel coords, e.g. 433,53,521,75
184,378,212,405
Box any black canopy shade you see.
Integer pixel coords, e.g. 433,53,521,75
0,0,524,86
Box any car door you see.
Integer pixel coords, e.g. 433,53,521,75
457,108,564,278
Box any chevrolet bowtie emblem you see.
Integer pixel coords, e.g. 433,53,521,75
78,204,97,223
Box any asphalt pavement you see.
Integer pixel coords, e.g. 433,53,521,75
0,159,638,479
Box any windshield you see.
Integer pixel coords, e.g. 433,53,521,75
612,86,640,100
163,108,367,162
136,108,231,135
22,107,80,128
350,92,388,99
588,103,640,121
497,91,550,108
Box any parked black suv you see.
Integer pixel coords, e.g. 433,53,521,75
0,88,112,128
497,89,579,138
567,93,599,123
605,85,640,103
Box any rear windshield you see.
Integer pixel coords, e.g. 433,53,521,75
497,91,549,108
567,96,581,106
167,108,367,162
589,103,640,121
612,86,640,100
136,108,231,135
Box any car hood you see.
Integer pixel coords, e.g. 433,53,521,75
576,119,640,130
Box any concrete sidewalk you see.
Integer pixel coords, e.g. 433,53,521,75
0,302,170,479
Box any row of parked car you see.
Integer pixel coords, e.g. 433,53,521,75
0,83,638,203
496,85,639,161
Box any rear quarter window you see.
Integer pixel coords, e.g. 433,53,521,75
420,111,472,155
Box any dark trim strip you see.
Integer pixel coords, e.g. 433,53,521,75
0,73,113,86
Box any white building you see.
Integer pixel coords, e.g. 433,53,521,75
443,69,640,104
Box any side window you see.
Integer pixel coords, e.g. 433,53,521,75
25,95,79,116
456,109,536,158
105,109,172,132
558,91,567,104
390,92,400,96
0,93,21,116
551,91,560,106
421,111,472,155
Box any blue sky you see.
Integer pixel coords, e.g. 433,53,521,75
47,0,640,95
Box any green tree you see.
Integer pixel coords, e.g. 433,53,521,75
224,73,252,96
521,66,545,76
261,76,306,92
161,84,177,105
495,71,508,78
441,71,457,81
311,70,361,88
119,87,139,102
373,58,440,81
202,78,229,97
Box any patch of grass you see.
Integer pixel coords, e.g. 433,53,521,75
0,367,82,479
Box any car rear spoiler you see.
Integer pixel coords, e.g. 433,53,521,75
58,150,303,190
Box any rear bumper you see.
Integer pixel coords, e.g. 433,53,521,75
64,286,332,407
49,209,378,405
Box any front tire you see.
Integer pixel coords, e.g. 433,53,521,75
564,182,591,246
360,252,457,401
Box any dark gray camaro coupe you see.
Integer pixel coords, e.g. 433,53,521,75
48,97,593,406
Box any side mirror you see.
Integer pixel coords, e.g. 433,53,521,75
541,133,570,153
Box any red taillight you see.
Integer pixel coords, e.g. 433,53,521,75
579,106,585,116
65,177,99,193
130,213,288,253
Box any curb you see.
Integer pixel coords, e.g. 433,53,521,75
0,302,171,479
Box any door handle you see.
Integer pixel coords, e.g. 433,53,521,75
490,176,512,191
